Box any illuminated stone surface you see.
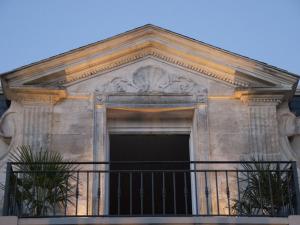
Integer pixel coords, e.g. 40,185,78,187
0,25,299,216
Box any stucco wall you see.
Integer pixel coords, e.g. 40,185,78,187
51,98,93,161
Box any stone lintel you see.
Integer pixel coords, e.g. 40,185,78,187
94,94,207,108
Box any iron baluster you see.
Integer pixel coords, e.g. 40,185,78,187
267,171,274,216
53,185,57,216
292,161,300,215
117,172,121,215
225,171,230,216
20,173,24,217
12,172,18,216
287,169,294,215
140,172,144,215
246,171,251,216
184,172,188,215
278,165,285,216
3,162,12,216
172,172,177,215
257,169,263,216
193,165,199,216
236,170,241,216
151,172,155,215
86,171,89,216
32,170,36,216
130,172,133,215
98,171,101,216
162,172,166,215
204,171,209,215
64,174,68,216
215,171,220,215
75,171,79,216
41,170,46,216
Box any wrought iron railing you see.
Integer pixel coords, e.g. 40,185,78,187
3,161,300,218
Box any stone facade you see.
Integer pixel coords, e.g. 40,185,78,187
0,25,299,215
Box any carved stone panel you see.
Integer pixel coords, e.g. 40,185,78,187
94,66,207,107
96,66,207,95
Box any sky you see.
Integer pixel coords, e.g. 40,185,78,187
0,0,300,75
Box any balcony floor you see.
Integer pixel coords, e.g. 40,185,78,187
1,216,297,225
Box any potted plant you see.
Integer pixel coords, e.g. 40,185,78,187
7,145,76,216
232,158,294,216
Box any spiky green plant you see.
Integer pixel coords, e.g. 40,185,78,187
9,145,76,216
232,159,293,216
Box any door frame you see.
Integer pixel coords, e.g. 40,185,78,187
92,92,210,215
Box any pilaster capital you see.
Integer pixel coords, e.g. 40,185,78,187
239,94,283,106
8,88,67,105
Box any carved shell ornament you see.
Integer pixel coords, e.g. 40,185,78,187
97,66,207,95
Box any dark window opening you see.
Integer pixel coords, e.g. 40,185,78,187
289,95,300,117
109,134,192,216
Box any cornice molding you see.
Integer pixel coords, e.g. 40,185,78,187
2,25,298,94
53,48,251,88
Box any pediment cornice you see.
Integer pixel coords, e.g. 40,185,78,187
55,46,252,88
2,25,298,97
5,44,280,89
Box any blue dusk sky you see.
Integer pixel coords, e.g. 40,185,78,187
0,0,300,75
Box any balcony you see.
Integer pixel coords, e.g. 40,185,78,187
2,161,300,224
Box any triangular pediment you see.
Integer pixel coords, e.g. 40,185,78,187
1,24,298,101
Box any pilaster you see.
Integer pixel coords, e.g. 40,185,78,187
240,94,283,158
92,94,108,215
22,103,53,151
10,88,66,151
192,102,210,215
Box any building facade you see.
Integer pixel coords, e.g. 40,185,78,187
0,25,300,225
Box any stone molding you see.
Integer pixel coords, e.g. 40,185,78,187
15,94,60,105
58,48,250,88
3,25,298,93
7,88,67,105
239,94,283,106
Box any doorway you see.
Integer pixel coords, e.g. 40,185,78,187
109,134,192,215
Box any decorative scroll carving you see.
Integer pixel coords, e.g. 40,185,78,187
278,103,300,162
0,102,22,169
95,95,106,105
0,111,16,161
96,66,207,95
